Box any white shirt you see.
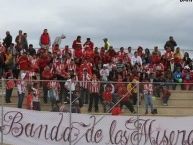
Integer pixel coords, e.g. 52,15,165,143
100,68,110,81
65,79,76,91
131,56,142,66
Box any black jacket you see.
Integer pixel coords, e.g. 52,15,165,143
3,34,12,48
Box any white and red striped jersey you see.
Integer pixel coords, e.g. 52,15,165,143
48,81,61,91
17,80,26,94
144,83,153,95
79,73,91,89
89,79,100,93
68,63,77,71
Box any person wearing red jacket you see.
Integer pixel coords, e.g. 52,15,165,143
72,36,82,58
102,84,113,112
41,66,53,103
39,29,51,49
83,38,94,50
5,74,15,103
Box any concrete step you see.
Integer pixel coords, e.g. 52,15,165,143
153,98,193,107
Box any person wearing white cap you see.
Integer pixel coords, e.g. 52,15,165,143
52,34,66,48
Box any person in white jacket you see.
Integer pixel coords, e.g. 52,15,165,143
131,51,142,66
17,72,27,108
100,64,110,82
52,34,66,48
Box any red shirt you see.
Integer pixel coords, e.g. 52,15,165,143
103,91,112,102
18,55,30,70
6,80,15,90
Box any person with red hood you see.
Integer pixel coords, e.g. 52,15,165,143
72,36,82,58
39,29,51,49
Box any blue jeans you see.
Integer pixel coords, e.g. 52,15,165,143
18,92,25,108
144,94,153,112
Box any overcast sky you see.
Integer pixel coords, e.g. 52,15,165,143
0,0,193,50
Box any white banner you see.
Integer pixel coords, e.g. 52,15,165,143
1,107,193,145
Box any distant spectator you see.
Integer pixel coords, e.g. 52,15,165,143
72,36,82,58
48,78,61,110
26,89,33,110
22,33,28,52
52,34,66,47
103,38,110,51
127,46,133,59
174,47,183,65
152,46,161,56
3,31,12,50
143,75,155,114
182,66,192,90
83,38,94,50
173,66,182,90
17,72,27,108
31,83,41,111
183,52,192,68
142,48,151,64
131,51,142,66
102,84,113,112
100,64,110,82
161,86,171,106
28,44,36,56
5,74,15,103
88,74,100,112
15,30,25,52
164,36,177,51
39,29,51,49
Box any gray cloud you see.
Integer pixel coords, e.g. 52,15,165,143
0,0,193,50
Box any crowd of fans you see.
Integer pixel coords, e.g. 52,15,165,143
0,29,192,115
